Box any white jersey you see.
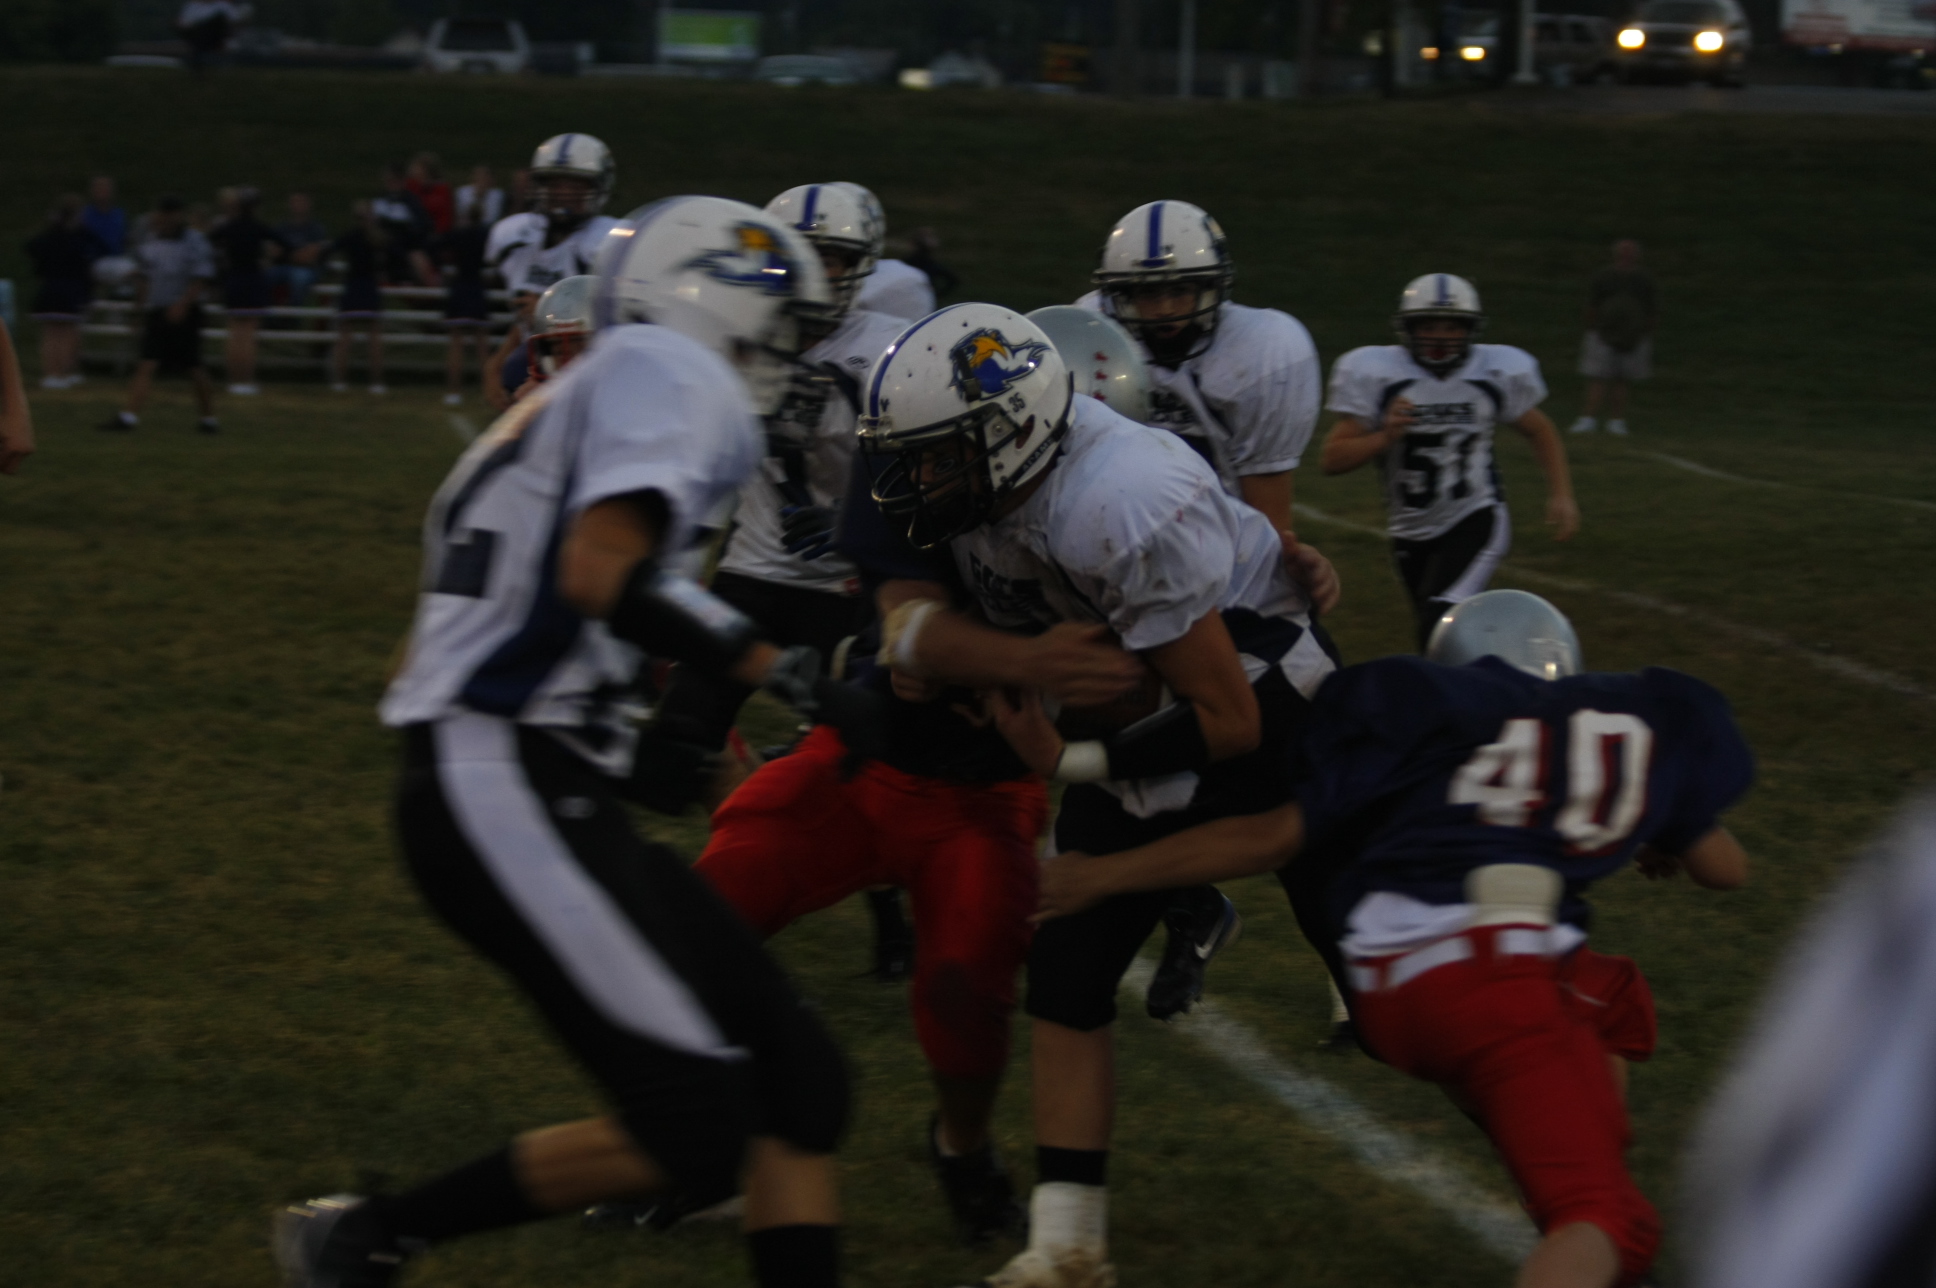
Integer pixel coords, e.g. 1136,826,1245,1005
717,308,905,595
1075,293,1321,498
380,325,763,769
948,398,1335,814
486,212,620,297
855,258,935,321
1326,343,1546,542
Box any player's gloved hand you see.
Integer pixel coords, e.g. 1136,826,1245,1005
779,503,840,560
762,645,889,764
618,728,723,817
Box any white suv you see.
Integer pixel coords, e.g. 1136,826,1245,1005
1613,0,1752,85
422,17,530,75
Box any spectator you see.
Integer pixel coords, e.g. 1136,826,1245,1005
209,186,288,395
1570,238,1656,437
102,195,219,434
270,192,328,307
434,199,493,405
407,152,454,236
84,175,137,296
372,163,436,287
453,164,504,228
0,318,34,474
329,199,387,394
24,194,107,389
507,167,532,214
177,0,250,72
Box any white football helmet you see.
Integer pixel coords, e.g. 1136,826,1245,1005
592,196,833,416
764,182,884,316
1426,589,1582,681
530,274,597,377
530,133,616,231
858,303,1073,548
1027,304,1152,424
1092,200,1234,364
1394,273,1486,377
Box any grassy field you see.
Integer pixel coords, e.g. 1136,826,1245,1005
2,68,1935,1288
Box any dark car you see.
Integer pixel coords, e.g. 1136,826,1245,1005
1613,0,1752,84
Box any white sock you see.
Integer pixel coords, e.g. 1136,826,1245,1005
1028,1181,1107,1257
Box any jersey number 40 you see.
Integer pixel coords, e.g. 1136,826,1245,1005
1448,712,1652,855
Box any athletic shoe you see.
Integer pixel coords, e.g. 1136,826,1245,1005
40,375,64,389
97,413,135,432
273,1194,418,1288
368,384,388,396
1145,887,1241,1021
581,1194,744,1231
330,382,349,393
442,392,462,406
1319,1018,1360,1052
929,1117,1027,1246
198,417,220,434
1567,415,1597,434
1606,418,1630,436
228,383,260,396
867,887,914,983
960,1248,1116,1288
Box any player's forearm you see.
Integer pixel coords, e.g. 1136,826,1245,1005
902,606,1044,688
1098,805,1306,894
1238,470,1295,531
1516,410,1575,501
1319,418,1390,475
1146,612,1260,761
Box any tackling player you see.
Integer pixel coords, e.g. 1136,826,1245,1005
275,197,880,1288
1075,198,1328,1024
856,303,1340,1288
1321,274,1580,648
1026,590,1755,1288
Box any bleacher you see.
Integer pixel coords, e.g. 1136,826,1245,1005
79,282,518,375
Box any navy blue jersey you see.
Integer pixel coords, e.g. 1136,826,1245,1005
1298,655,1753,935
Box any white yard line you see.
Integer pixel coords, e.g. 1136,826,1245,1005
1293,504,1936,706
1121,959,1538,1261
447,413,478,444
1642,451,1936,514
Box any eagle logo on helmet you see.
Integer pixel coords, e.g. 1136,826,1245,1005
949,329,1050,402
682,221,798,296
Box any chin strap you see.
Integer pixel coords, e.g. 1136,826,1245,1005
1053,700,1212,784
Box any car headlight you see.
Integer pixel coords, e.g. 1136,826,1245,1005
1460,44,1488,59
1617,27,1646,48
1693,29,1725,50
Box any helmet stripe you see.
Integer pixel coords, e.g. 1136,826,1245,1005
867,314,931,417
1436,273,1450,305
799,184,821,233
1145,201,1165,265
558,133,575,165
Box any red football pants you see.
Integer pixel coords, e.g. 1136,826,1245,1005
1351,934,1661,1285
697,726,1047,1080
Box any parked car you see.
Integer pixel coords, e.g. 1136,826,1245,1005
422,17,530,74
1431,11,1614,80
1613,0,1752,84
754,54,858,87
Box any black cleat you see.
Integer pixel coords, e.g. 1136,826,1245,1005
928,1118,1026,1247
1145,886,1241,1021
97,415,135,432
1319,1018,1360,1052
582,1194,744,1231
866,887,914,983
273,1194,418,1288
198,416,220,434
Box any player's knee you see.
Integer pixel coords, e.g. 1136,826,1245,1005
616,1077,753,1212
758,1003,850,1154
915,959,1016,1078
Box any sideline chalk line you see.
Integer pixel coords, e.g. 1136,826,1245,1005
1641,450,1936,514
1292,504,1936,706
1121,959,1538,1261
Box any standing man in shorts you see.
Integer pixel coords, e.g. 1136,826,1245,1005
1569,240,1656,438
209,187,288,396
100,195,219,435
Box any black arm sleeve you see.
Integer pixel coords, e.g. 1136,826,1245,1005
604,558,762,680
1099,701,1214,781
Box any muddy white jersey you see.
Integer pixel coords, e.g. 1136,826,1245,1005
855,258,935,321
381,324,762,766
486,213,620,297
948,396,1309,652
1326,343,1546,542
1075,293,1320,497
717,308,905,594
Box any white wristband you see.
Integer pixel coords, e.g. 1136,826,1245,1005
878,599,941,676
1053,740,1110,784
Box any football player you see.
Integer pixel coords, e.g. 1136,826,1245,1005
846,184,939,321
1321,274,1581,648
275,197,881,1288
650,181,918,978
1027,590,1754,1288
856,303,1340,1288
500,273,595,403
1076,198,1331,1025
